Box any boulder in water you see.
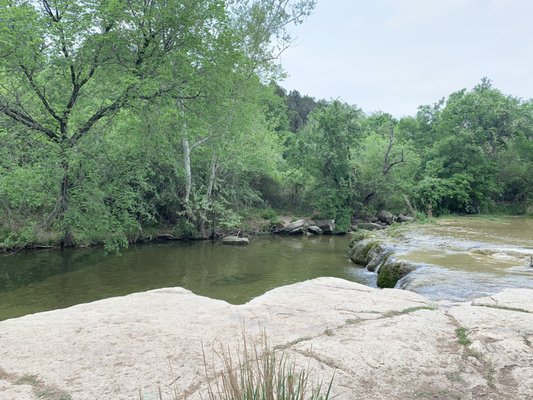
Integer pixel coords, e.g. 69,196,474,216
377,260,415,288
222,236,249,245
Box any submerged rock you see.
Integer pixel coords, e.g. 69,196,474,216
221,236,249,245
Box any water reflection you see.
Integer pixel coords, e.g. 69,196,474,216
0,236,357,321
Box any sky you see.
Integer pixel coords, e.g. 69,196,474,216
279,0,533,117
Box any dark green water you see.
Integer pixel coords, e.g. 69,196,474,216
0,236,369,321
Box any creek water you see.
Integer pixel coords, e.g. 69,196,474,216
0,236,368,321
394,217,533,302
1,217,531,321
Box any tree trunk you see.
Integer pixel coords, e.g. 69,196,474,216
200,154,218,239
206,154,218,201
182,137,192,207
403,194,417,215
59,158,75,247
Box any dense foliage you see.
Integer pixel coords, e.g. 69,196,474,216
1,1,531,250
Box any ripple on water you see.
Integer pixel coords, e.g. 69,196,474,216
395,217,533,301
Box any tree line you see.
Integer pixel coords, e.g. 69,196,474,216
1,1,531,251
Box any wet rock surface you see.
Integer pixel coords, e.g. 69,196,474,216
0,278,532,400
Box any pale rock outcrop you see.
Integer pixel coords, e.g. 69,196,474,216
308,225,323,235
280,219,306,233
0,278,532,400
221,235,249,245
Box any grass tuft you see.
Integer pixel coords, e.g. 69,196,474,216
203,331,334,400
456,327,472,346
382,306,436,318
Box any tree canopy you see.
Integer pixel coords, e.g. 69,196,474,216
0,0,531,251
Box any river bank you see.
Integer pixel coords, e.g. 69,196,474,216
0,277,532,400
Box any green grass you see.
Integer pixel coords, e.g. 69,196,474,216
382,306,437,318
324,328,334,336
467,348,482,360
445,372,465,383
344,318,360,325
485,361,496,389
15,374,40,386
455,327,472,346
3,371,72,400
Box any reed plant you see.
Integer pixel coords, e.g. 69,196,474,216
203,332,334,400
139,332,334,400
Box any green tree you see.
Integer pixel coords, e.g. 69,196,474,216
0,0,228,245
289,101,363,229
0,0,315,247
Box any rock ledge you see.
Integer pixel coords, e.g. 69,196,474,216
0,278,531,400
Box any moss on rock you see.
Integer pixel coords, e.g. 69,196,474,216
377,260,415,288
350,239,381,265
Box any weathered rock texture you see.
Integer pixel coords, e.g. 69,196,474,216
0,278,532,400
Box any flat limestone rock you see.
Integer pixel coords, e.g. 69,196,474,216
0,278,532,400
471,288,533,313
0,380,36,400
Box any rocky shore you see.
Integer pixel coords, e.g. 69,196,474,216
0,278,532,400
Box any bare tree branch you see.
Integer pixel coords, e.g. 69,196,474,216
383,127,404,175
19,65,63,124
0,103,58,140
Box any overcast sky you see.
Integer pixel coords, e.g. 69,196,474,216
279,0,533,117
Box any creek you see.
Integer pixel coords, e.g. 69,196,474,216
0,236,365,321
1,217,531,321
394,217,533,301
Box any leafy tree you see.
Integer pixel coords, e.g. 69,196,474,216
0,0,315,247
352,113,420,215
412,79,532,214
289,101,363,229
